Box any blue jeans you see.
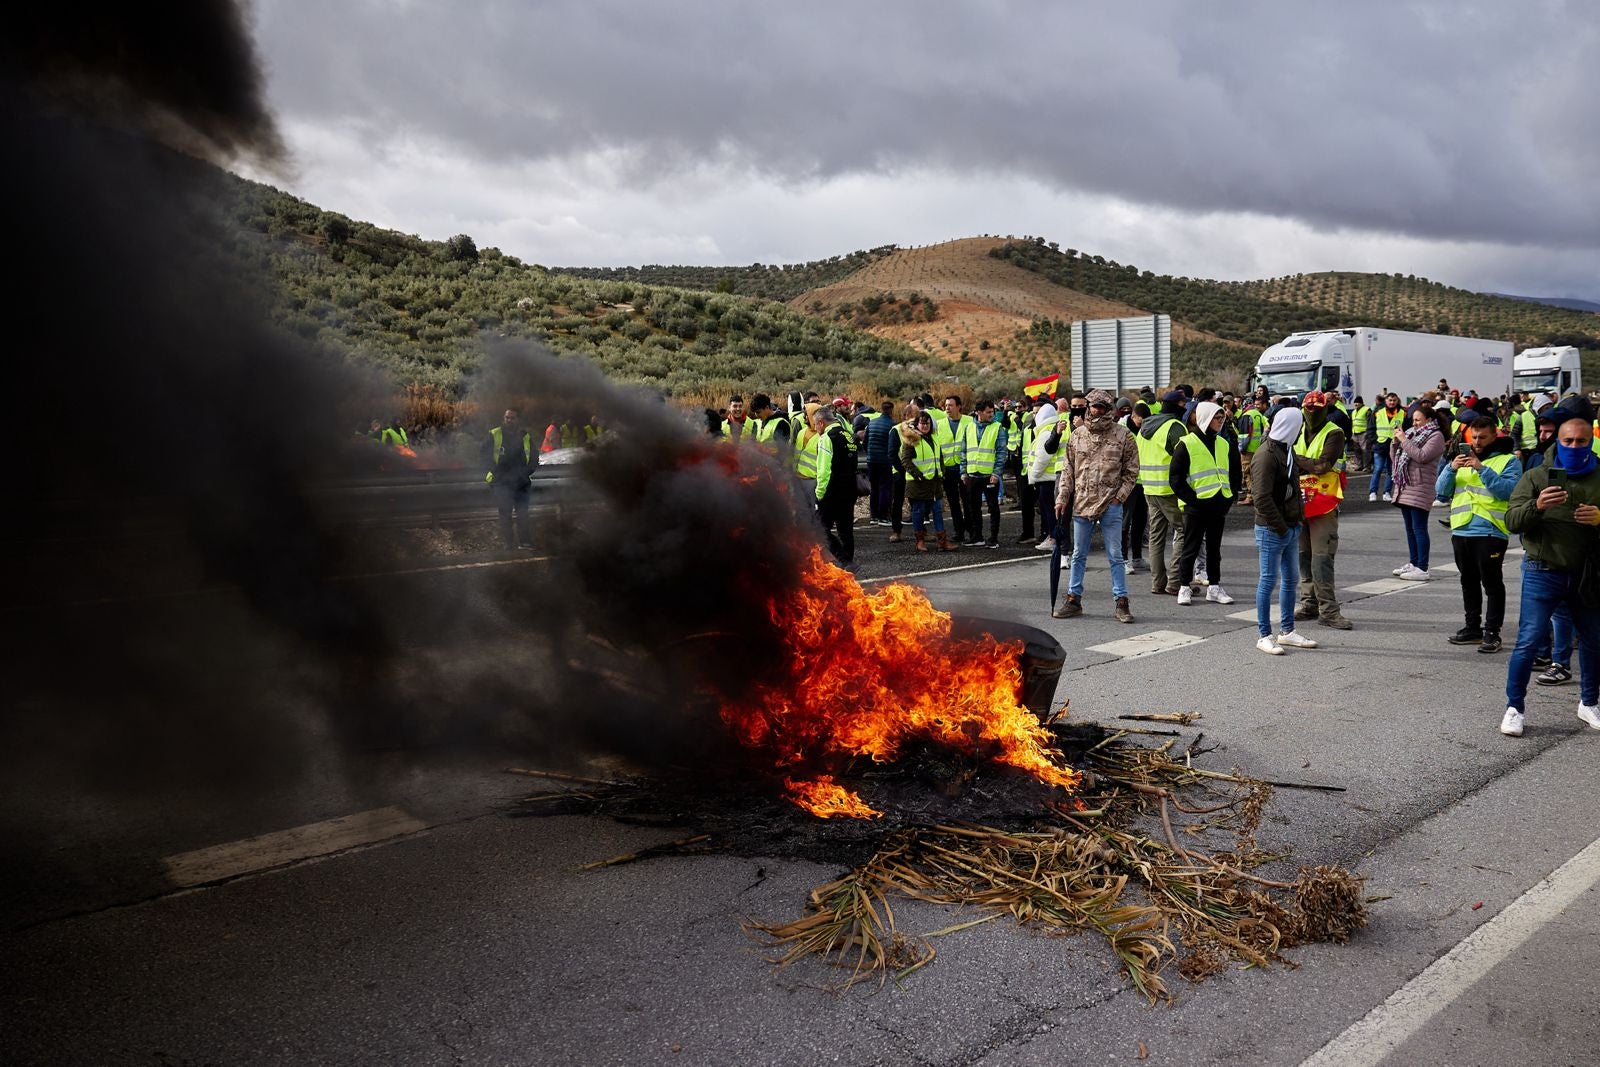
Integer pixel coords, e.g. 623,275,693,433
1068,504,1127,599
910,498,945,534
1399,504,1431,570
1533,604,1574,669
1506,559,1600,712
1254,525,1301,637
1371,444,1393,497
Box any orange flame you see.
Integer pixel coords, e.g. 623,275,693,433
721,547,1081,817
395,445,418,458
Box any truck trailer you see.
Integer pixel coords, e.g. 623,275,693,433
1251,328,1513,404
1513,346,1582,398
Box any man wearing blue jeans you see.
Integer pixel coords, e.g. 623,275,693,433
1249,406,1319,654
1370,393,1404,501
1052,390,1140,623
1501,410,1600,736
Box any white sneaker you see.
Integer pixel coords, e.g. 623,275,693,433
1500,708,1524,736
1579,703,1600,730
1398,568,1431,581
1256,636,1285,655
1382,492,1393,502
1432,498,1447,508
1368,492,1378,502
1194,568,1209,586
1177,586,1193,606
1276,631,1319,649
1034,537,1055,551
1392,562,1416,576
1205,584,1234,605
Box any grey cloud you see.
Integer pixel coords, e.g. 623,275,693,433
255,0,1599,251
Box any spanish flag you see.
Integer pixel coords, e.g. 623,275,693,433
1024,372,1060,398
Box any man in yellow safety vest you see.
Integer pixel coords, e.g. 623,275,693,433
1439,418,1522,654
1294,392,1352,629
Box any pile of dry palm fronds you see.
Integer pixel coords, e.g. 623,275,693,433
748,724,1368,1000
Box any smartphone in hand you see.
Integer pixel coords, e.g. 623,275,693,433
1456,442,1472,456
1551,467,1568,490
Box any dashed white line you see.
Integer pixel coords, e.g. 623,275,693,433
162,806,428,888
1085,629,1204,659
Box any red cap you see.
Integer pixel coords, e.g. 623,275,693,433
1302,390,1327,406
832,396,851,407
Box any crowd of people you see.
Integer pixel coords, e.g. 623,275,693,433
702,379,1600,741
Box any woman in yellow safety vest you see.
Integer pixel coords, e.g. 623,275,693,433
900,411,958,552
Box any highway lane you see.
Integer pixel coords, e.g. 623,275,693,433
4,478,1598,1065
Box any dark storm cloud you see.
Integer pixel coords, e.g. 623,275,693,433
256,0,1599,250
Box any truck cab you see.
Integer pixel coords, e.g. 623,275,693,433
1513,346,1582,398
1251,333,1354,402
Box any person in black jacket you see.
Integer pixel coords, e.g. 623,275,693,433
1170,400,1243,606
811,404,858,567
484,408,537,549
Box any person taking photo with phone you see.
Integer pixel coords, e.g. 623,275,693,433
1389,404,1450,580
1500,408,1600,737
1437,415,1522,653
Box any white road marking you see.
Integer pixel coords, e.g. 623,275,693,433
1298,832,1600,1067
1429,563,1459,575
1085,629,1204,659
162,806,428,888
866,555,1043,584
1346,577,1425,594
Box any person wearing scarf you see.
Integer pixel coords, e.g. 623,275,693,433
1500,406,1600,738
1027,401,1063,550
1168,400,1242,607
1389,404,1450,579
1250,408,1319,654
1052,389,1140,623
1294,392,1354,629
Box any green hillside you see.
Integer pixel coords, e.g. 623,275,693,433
992,239,1600,385
216,175,989,411
556,247,898,302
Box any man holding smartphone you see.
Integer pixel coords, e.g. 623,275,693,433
1500,409,1600,737
1438,418,1522,653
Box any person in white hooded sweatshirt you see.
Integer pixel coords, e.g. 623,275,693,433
1027,401,1063,550
1169,401,1242,606
1250,407,1320,654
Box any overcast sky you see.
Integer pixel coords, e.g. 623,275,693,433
246,0,1599,301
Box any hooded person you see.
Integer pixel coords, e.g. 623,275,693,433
1294,391,1353,629
1027,401,1063,550
1052,389,1140,622
1250,408,1319,653
1168,400,1242,607
1136,390,1191,595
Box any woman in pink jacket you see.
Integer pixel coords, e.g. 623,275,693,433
1389,405,1450,580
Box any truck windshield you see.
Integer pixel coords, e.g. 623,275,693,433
1255,368,1318,396
1514,372,1558,392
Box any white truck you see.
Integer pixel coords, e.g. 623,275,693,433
1513,346,1582,398
1251,327,1513,404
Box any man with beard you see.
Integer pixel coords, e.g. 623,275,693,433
1137,390,1190,595
1294,391,1354,629
1053,390,1140,623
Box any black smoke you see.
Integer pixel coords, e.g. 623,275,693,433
0,0,831,889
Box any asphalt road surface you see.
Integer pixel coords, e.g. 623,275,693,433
4,475,1598,1066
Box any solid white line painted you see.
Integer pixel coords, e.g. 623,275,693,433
1346,577,1425,594
1298,832,1600,1067
1085,629,1204,659
162,806,428,888
867,554,1044,585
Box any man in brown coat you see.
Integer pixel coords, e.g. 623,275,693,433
1053,389,1141,622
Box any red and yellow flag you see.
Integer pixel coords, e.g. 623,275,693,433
1024,373,1060,398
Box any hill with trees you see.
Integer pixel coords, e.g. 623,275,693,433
216,175,1015,420
555,247,899,302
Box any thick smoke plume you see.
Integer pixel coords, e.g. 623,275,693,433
1,0,836,896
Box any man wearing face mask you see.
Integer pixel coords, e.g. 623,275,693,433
1499,408,1600,737
1053,389,1140,622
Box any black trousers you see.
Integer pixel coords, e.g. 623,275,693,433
890,469,906,532
1177,499,1229,584
962,476,1000,542
1017,478,1037,539
818,493,855,563
1036,481,1058,543
1453,534,1509,632
494,483,532,548
1122,486,1148,560
940,468,968,539
867,460,893,521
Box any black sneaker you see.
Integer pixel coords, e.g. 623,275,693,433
1533,655,1553,669
983,539,1000,549
1536,663,1573,686
1478,631,1502,654
1447,627,1484,646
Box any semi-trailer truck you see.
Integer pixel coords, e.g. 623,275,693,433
1251,328,1513,404
1512,346,1582,398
